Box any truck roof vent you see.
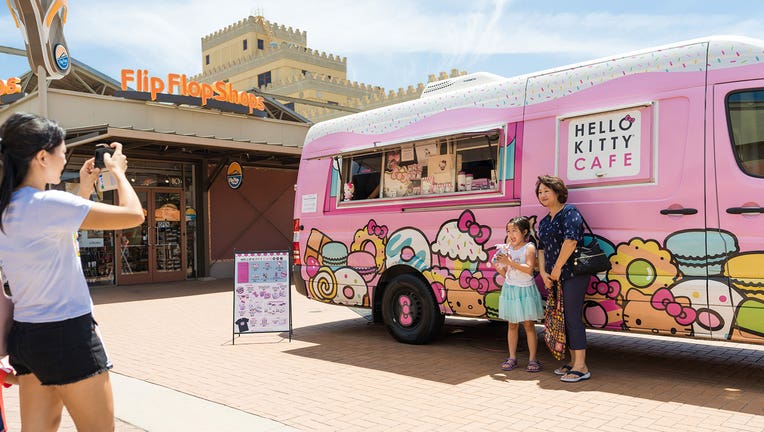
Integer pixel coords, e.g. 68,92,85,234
420,72,506,98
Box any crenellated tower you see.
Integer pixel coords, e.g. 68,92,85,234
194,15,467,123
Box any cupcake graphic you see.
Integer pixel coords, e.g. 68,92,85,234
431,210,490,277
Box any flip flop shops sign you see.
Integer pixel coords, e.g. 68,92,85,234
0,77,21,96
120,69,266,115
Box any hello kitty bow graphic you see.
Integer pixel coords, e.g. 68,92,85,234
366,220,388,237
587,280,621,299
651,288,696,326
456,210,490,245
459,270,490,294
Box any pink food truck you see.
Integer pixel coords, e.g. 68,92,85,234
292,36,764,345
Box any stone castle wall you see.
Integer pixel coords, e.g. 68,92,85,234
202,16,307,50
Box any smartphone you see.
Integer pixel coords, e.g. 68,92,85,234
94,144,115,169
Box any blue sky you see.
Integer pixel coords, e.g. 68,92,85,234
2,0,764,92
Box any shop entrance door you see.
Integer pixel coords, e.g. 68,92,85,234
118,188,186,284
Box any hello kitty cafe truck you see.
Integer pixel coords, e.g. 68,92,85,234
292,36,764,345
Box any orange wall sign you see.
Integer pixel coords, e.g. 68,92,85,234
120,69,265,114
0,77,21,96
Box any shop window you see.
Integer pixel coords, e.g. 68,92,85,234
339,130,500,202
727,89,764,177
258,71,271,88
257,38,264,50
243,39,248,51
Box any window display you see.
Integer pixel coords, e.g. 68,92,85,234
339,129,501,202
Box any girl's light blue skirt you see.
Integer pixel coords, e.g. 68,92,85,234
498,282,544,323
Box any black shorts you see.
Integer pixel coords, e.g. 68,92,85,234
8,313,112,386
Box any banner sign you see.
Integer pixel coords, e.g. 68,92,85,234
233,251,291,340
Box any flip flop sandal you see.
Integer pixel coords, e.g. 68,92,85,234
526,360,542,373
560,370,591,382
554,364,572,375
500,358,518,371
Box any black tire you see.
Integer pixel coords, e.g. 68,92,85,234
381,274,444,344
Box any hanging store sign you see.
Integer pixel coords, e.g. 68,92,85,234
120,69,266,114
227,162,243,189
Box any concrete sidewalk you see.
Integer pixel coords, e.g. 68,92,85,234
111,372,297,431
4,367,297,431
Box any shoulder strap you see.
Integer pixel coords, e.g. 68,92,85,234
568,205,594,236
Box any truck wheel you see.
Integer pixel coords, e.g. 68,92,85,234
381,274,444,344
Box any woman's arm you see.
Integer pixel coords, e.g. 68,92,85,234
80,143,144,230
537,248,553,288
550,239,577,281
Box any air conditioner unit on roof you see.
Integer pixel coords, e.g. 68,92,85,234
420,72,506,98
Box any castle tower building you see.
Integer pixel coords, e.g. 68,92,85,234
194,15,465,123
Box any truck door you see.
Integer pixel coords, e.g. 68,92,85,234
711,81,764,343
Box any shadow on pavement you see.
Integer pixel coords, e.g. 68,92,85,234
286,316,764,415
91,278,233,305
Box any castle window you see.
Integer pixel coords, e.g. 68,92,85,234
243,39,248,50
327,101,339,106
258,71,272,87
257,39,264,50
205,55,209,65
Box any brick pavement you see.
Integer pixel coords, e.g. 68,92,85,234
4,279,764,431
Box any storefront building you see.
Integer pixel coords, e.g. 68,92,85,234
0,60,309,285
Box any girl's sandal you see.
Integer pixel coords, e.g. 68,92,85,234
526,360,542,372
501,358,518,371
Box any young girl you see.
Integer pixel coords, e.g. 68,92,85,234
493,216,545,372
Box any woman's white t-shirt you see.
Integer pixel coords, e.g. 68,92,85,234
0,187,93,323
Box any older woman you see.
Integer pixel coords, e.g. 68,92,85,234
535,175,591,382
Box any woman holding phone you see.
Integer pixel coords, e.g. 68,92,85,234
0,112,144,431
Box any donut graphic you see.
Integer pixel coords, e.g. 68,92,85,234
385,228,432,271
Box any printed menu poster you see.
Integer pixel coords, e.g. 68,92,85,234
233,251,291,334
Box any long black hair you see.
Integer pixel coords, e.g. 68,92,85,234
0,112,66,232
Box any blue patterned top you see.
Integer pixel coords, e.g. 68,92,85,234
537,204,584,281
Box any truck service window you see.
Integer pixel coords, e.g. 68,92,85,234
339,130,500,202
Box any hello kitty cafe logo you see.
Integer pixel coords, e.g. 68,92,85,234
567,109,641,180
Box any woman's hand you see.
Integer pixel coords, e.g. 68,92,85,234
541,271,554,289
550,265,562,282
78,157,100,198
103,142,128,175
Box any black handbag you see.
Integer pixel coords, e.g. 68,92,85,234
571,217,612,275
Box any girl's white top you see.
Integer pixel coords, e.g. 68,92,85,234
0,187,93,322
503,243,535,287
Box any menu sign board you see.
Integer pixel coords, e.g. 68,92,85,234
233,251,291,338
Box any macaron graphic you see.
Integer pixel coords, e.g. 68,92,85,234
346,250,378,282
723,252,764,301
321,241,348,270
664,229,739,277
